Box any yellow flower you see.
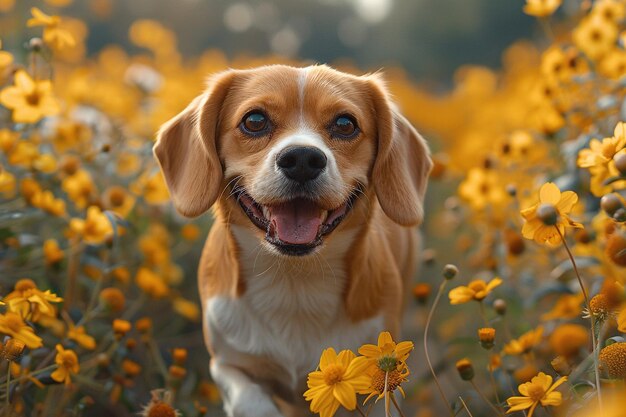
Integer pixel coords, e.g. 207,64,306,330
520,182,583,246
523,0,561,17
102,185,136,218
0,70,60,123
592,0,625,23
541,293,584,320
172,297,200,321
130,171,170,205
573,15,618,61
0,167,16,197
458,167,508,210
578,123,626,169
577,122,626,196
506,372,567,417
51,344,79,385
549,324,588,358
357,332,413,403
61,169,96,209
0,40,13,70
358,331,414,371
4,278,63,322
135,267,169,298
43,239,64,266
7,141,39,168
449,277,503,304
31,190,67,217
69,206,114,245
27,7,75,49
503,326,544,356
303,348,371,417
0,312,43,349
67,323,96,350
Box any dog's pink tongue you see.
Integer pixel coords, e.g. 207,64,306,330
269,199,321,244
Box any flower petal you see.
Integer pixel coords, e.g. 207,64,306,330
539,182,561,205
333,381,356,410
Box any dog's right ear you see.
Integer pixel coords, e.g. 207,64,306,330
153,71,236,217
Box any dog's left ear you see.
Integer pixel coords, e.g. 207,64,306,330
368,76,433,226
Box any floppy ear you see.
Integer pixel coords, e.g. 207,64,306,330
153,71,236,217
368,76,433,226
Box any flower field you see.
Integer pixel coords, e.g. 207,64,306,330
0,0,625,416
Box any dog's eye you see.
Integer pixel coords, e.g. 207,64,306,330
330,115,358,139
241,112,269,135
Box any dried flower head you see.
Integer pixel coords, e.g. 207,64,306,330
599,342,626,379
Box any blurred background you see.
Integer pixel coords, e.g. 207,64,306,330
2,0,539,85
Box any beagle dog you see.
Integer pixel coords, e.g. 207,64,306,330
154,64,432,417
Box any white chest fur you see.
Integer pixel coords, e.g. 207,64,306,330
205,225,384,393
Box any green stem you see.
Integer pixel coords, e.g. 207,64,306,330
423,279,454,416
555,227,602,415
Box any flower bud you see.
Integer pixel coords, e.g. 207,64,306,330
172,348,188,366
493,299,507,315
614,153,626,175
601,193,624,217
112,319,132,338
606,231,626,267
537,203,558,226
455,358,475,381
478,328,496,350
412,283,431,305
28,38,44,52
506,184,517,197
551,356,571,376
135,317,152,334
443,264,459,280
613,208,626,223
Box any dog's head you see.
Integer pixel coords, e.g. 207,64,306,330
154,65,432,256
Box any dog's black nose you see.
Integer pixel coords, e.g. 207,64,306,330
276,146,327,183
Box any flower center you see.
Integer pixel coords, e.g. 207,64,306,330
371,368,404,393
323,364,344,385
527,384,545,402
25,91,41,106
590,29,602,42
61,353,76,368
601,142,617,159
377,355,398,373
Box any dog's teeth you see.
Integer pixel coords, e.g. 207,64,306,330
320,210,328,223
261,206,270,219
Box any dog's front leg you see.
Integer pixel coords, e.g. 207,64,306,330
210,359,284,417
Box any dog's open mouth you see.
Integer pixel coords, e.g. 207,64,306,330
233,188,358,256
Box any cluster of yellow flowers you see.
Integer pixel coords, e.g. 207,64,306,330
304,332,413,417
308,0,626,416
0,2,229,415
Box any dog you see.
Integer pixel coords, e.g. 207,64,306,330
153,64,432,417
